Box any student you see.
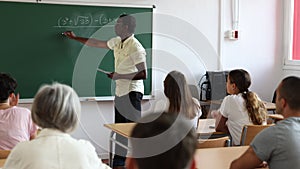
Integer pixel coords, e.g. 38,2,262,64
0,73,37,150
163,71,202,128
64,14,147,167
3,83,110,169
126,113,197,169
212,69,267,145
230,76,300,169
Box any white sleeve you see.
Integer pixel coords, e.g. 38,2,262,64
131,50,146,65
218,96,231,118
106,36,121,50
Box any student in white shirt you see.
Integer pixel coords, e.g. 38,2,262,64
230,76,300,169
212,69,267,145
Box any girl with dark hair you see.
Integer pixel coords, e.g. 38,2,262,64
0,73,37,150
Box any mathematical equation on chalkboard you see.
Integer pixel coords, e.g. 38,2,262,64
57,14,117,27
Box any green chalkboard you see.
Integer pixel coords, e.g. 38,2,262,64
0,1,152,99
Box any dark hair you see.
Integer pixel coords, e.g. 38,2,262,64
130,113,197,169
279,76,300,110
164,71,198,119
0,73,17,102
119,14,136,33
228,69,267,124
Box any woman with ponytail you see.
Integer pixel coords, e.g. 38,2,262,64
212,69,267,145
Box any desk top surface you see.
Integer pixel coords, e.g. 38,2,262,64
195,146,268,169
195,146,248,169
201,100,276,111
0,147,258,169
267,114,284,120
0,159,5,168
264,102,276,110
104,123,136,138
104,118,218,138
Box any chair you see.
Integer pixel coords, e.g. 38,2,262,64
240,124,274,146
197,136,231,149
188,84,200,100
271,90,277,114
0,150,11,159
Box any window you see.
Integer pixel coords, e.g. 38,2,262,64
284,0,300,69
293,0,300,60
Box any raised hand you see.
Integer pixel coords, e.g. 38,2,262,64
9,93,19,107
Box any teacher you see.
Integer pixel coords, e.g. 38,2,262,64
64,14,147,168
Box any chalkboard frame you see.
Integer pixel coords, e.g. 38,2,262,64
0,1,153,102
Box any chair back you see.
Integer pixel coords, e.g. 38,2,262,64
240,124,274,145
197,136,231,149
0,150,11,159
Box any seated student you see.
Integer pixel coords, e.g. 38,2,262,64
164,71,202,128
126,113,197,169
230,76,300,169
0,73,37,150
211,69,267,145
3,83,110,169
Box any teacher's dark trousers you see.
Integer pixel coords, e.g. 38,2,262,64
113,91,142,167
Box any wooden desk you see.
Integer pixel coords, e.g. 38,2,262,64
104,123,136,167
264,102,276,111
104,119,218,139
195,146,248,169
104,123,136,138
0,159,6,168
201,100,275,110
267,114,284,123
104,119,221,167
195,146,268,169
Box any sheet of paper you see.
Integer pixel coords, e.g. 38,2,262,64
97,68,111,74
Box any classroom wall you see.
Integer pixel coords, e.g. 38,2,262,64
222,0,284,101
13,0,287,158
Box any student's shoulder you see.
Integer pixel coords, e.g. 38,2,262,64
223,94,241,102
77,139,96,150
11,139,32,151
252,124,283,146
15,106,30,111
271,118,297,134
8,106,31,114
